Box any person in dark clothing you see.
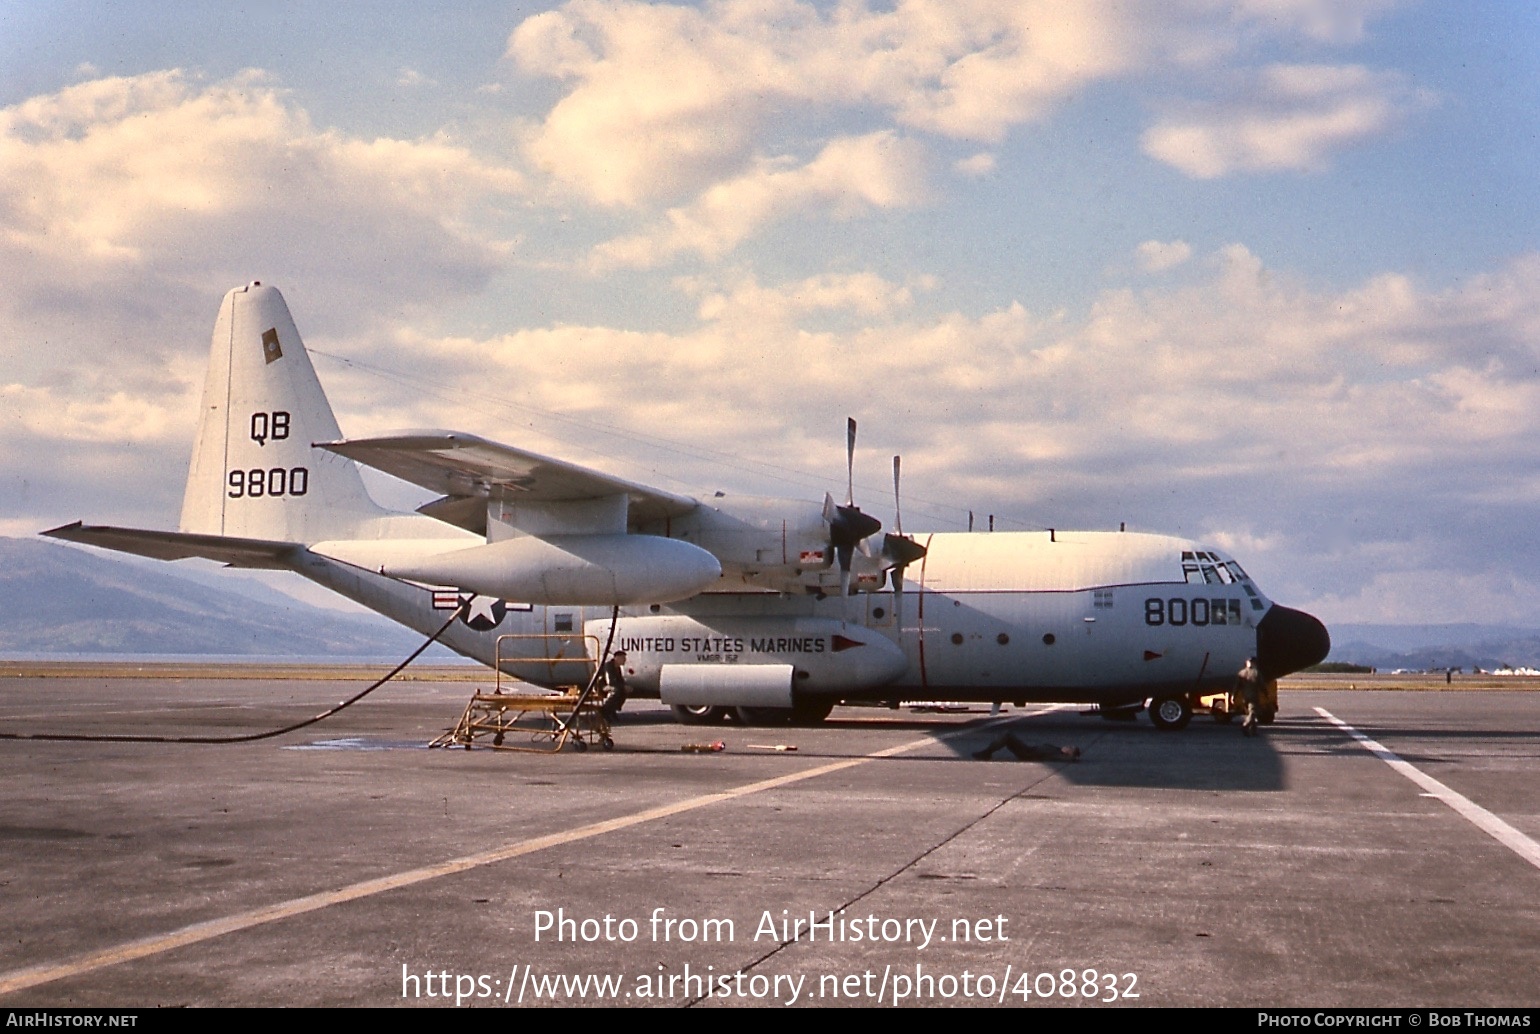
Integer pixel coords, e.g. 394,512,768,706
1236,656,1263,736
598,650,628,719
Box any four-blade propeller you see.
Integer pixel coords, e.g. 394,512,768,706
823,419,926,600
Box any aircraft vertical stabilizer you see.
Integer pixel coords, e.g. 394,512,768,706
180,282,389,543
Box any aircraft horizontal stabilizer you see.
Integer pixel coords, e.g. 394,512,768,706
319,432,698,529
42,522,298,569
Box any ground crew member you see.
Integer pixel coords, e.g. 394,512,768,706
1236,656,1263,736
599,650,628,719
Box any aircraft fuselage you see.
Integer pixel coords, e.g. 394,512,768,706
291,528,1319,709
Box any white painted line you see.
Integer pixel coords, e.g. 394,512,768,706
1315,706,1540,872
0,717,1017,997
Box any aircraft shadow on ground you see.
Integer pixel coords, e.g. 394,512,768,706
941,711,1291,791
427,709,1529,793
604,710,1296,791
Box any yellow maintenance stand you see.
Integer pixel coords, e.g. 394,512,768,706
1201,678,1278,725
430,633,615,753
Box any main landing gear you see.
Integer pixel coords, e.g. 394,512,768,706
1147,695,1194,731
1094,697,1194,730
1099,692,1272,732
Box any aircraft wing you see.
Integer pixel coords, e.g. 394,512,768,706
318,431,700,532
42,522,299,569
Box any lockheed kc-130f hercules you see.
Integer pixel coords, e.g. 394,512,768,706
46,283,1330,728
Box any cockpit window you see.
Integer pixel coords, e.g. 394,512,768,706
1186,551,1238,584
1184,554,1256,592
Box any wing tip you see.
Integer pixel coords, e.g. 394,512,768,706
40,520,86,539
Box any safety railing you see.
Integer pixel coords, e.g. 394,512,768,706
494,633,600,694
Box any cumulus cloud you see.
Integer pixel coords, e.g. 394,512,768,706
0,70,522,313
1136,239,1193,273
380,249,1540,499
953,152,997,178
509,0,1408,213
510,0,781,207
508,0,1144,207
1142,63,1434,178
678,270,937,324
2,380,194,445
589,132,929,270
397,68,437,88
497,1,1421,271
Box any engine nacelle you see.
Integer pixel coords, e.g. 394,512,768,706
382,533,721,606
635,495,840,593
587,614,907,698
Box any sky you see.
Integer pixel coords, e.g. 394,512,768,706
4,1,1540,627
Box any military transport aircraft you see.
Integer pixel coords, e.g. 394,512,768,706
46,283,1329,728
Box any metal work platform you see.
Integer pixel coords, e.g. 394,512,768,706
429,631,613,752
429,688,613,753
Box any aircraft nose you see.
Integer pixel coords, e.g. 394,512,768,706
1256,605,1331,679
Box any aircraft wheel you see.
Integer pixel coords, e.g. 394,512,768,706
789,699,835,725
600,735,615,751
670,704,728,725
1148,696,1193,731
734,706,792,726
1258,708,1276,726
1213,710,1234,725
572,737,589,752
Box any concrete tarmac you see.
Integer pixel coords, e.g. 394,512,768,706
1,668,1537,1008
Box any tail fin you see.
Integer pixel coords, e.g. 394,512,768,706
180,282,389,543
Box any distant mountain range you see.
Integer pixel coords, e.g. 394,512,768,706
0,536,455,659
1325,623,1540,671
6,536,1539,669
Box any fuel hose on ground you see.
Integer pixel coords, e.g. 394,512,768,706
0,605,465,745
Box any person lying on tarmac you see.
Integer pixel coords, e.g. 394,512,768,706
972,734,1080,761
